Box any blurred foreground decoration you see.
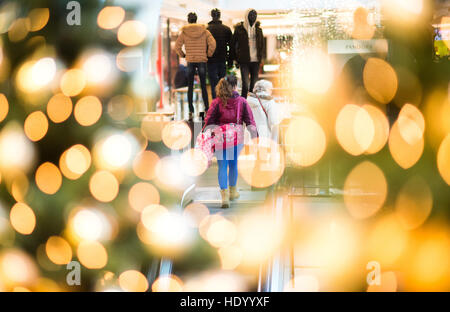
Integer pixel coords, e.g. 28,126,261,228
0,0,449,292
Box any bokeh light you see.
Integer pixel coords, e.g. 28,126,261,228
344,161,387,219
335,104,375,156
60,69,86,97
437,134,450,186
0,93,8,122
140,205,193,255
117,21,147,46
8,18,30,42
389,120,424,169
151,275,183,292
132,151,159,180
0,123,35,173
10,203,36,235
46,93,72,123
183,203,209,228
59,144,91,180
367,214,408,266
97,6,125,30
397,103,425,145
45,236,72,265
74,96,102,127
162,121,191,150
77,241,108,269
24,111,48,142
35,162,62,195
180,148,208,177
395,176,432,230
0,249,38,288
89,171,119,203
28,8,50,32
238,137,284,188
70,208,113,242
362,104,390,154
284,116,326,166
363,58,398,104
107,95,134,121
119,270,148,292
128,182,160,212
291,48,334,94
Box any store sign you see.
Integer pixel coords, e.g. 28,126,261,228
328,39,388,54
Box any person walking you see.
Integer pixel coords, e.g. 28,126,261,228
230,9,264,99
246,80,283,142
207,8,232,100
175,12,216,120
204,75,257,208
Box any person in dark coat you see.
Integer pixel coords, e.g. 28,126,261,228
207,8,232,100
230,9,265,99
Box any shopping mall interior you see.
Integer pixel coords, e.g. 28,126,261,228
0,0,449,293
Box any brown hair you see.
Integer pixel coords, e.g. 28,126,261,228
215,75,237,107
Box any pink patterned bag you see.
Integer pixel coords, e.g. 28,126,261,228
195,100,244,167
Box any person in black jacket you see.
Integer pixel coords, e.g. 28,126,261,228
207,8,232,99
230,9,264,99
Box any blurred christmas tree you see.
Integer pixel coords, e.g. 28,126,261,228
0,0,190,292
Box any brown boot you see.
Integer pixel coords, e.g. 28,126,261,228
230,186,240,200
220,189,230,208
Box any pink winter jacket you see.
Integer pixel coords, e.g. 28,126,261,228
204,91,258,139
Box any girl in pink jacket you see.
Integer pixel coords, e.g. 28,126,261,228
204,75,257,208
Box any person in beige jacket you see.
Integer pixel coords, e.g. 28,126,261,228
175,13,216,119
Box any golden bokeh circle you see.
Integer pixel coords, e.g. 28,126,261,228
335,104,374,156
395,176,432,230
180,148,208,177
363,58,398,104
117,21,147,46
97,6,125,30
89,171,119,203
285,116,326,166
132,151,159,180
60,69,86,97
437,134,450,186
45,236,72,265
74,96,102,126
35,162,63,195
28,8,50,32
0,93,9,123
344,161,387,219
77,241,108,269
119,270,149,292
162,121,192,150
10,203,36,235
24,111,48,142
151,275,183,292
389,121,424,169
397,103,425,145
47,93,73,123
238,137,285,188
128,182,160,212
362,104,389,154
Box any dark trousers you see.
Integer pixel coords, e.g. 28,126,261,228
207,62,227,99
187,62,209,113
240,62,260,99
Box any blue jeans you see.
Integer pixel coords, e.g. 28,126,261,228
208,62,227,99
216,144,243,190
187,62,209,113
